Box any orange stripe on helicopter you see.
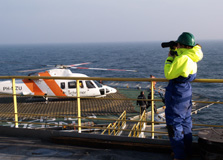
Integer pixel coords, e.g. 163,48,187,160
39,71,66,97
22,79,45,96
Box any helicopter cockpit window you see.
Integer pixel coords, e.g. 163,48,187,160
68,81,76,88
86,81,96,88
94,80,102,88
60,82,65,89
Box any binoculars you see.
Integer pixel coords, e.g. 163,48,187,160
161,41,178,56
161,41,177,49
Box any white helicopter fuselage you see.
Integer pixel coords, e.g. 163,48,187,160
0,69,117,98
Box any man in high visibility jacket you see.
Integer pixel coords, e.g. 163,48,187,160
164,32,203,160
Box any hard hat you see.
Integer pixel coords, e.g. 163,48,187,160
176,32,195,47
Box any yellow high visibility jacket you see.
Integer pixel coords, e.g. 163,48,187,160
164,45,203,80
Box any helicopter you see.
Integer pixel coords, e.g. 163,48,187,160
0,62,136,99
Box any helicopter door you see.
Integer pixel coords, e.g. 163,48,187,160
85,80,100,96
66,81,84,97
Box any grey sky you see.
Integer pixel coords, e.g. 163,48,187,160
0,0,222,44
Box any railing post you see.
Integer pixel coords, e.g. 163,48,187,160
151,80,154,139
137,125,139,137
133,126,136,137
12,78,18,128
114,125,116,135
76,80,81,133
108,124,111,135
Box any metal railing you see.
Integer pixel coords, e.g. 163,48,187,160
128,110,147,137
101,111,126,135
0,75,223,138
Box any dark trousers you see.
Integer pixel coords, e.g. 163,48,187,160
140,105,146,115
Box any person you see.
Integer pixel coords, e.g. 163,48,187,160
147,92,157,113
150,75,156,90
99,80,103,84
164,32,203,160
136,91,147,115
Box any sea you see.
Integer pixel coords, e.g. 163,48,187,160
0,41,223,126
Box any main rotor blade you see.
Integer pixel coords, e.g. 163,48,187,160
66,62,91,67
18,62,91,72
71,67,137,72
18,67,52,73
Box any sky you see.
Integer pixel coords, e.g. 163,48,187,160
0,0,223,44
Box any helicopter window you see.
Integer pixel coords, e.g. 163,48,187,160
79,81,84,88
61,82,65,89
86,81,96,88
68,81,84,89
68,81,76,88
94,81,102,88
